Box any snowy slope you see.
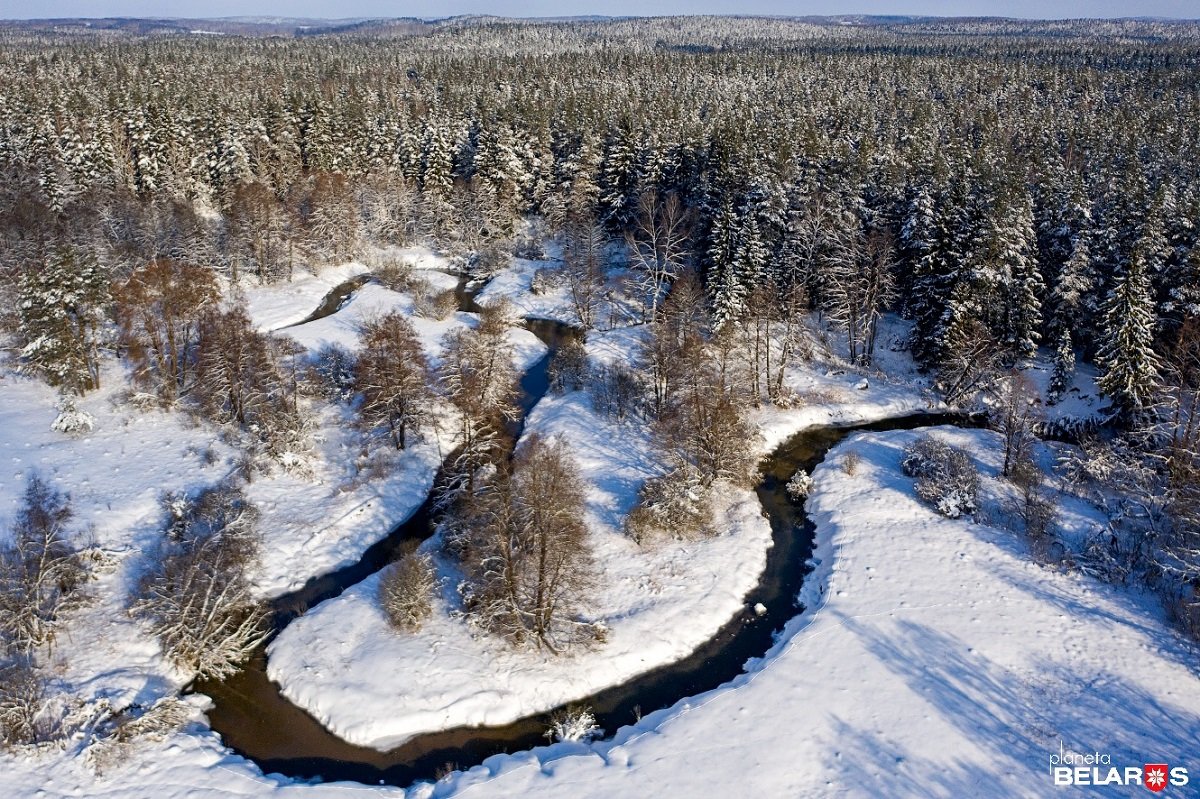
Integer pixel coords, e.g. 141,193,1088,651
2,251,1197,799
8,426,1196,798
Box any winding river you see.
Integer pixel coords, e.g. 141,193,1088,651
193,274,969,788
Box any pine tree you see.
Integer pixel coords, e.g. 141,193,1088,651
599,122,640,229
1050,229,1094,341
997,185,1043,360
908,175,971,365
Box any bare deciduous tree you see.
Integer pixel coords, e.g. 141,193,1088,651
379,550,438,633
457,435,597,653
993,370,1041,478
824,228,897,366
354,312,433,450
563,219,607,329
624,190,692,320
438,301,521,493
0,474,91,656
226,181,292,283
656,331,758,486
130,486,268,679
114,258,219,402
193,304,307,459
937,317,1004,405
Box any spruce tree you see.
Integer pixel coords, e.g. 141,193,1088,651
18,247,111,394
1097,224,1164,422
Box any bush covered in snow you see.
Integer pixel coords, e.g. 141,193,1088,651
50,396,95,434
85,697,192,773
901,436,980,519
548,337,588,394
0,656,43,748
530,266,559,295
410,279,458,319
544,706,601,743
786,468,814,500
308,343,357,402
626,464,712,543
379,551,437,633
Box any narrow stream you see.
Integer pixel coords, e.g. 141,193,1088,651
196,274,973,788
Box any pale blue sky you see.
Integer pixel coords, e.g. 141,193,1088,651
1,1,1196,20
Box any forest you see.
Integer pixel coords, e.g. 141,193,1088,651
0,15,1199,790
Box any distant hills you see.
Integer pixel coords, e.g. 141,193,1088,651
0,14,1196,40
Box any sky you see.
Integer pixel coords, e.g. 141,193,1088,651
1,1,1197,21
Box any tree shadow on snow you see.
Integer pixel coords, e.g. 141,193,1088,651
837,616,1200,797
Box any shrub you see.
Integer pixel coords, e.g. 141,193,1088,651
514,237,547,261
379,551,438,633
626,464,711,543
411,279,458,319
308,343,357,402
0,656,43,748
591,361,643,421
530,266,558,295
85,697,192,773
785,468,814,500
548,338,588,394
50,396,95,434
373,260,415,292
901,436,980,519
545,706,601,743
453,436,597,653
0,474,91,655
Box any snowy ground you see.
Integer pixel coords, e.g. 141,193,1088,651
405,426,1200,798
261,257,943,751
6,425,1197,798
2,252,1196,798
265,328,774,749
474,249,647,328
0,367,237,711
0,256,547,714
241,262,370,332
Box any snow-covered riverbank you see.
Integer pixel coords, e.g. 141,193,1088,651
404,426,1200,798
264,327,774,749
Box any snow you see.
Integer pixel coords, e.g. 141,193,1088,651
474,250,646,328
2,255,1197,799
241,262,370,332
241,275,546,597
11,423,1194,799
264,329,774,750
373,245,463,274
281,280,545,372
401,426,1200,798
0,367,237,716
